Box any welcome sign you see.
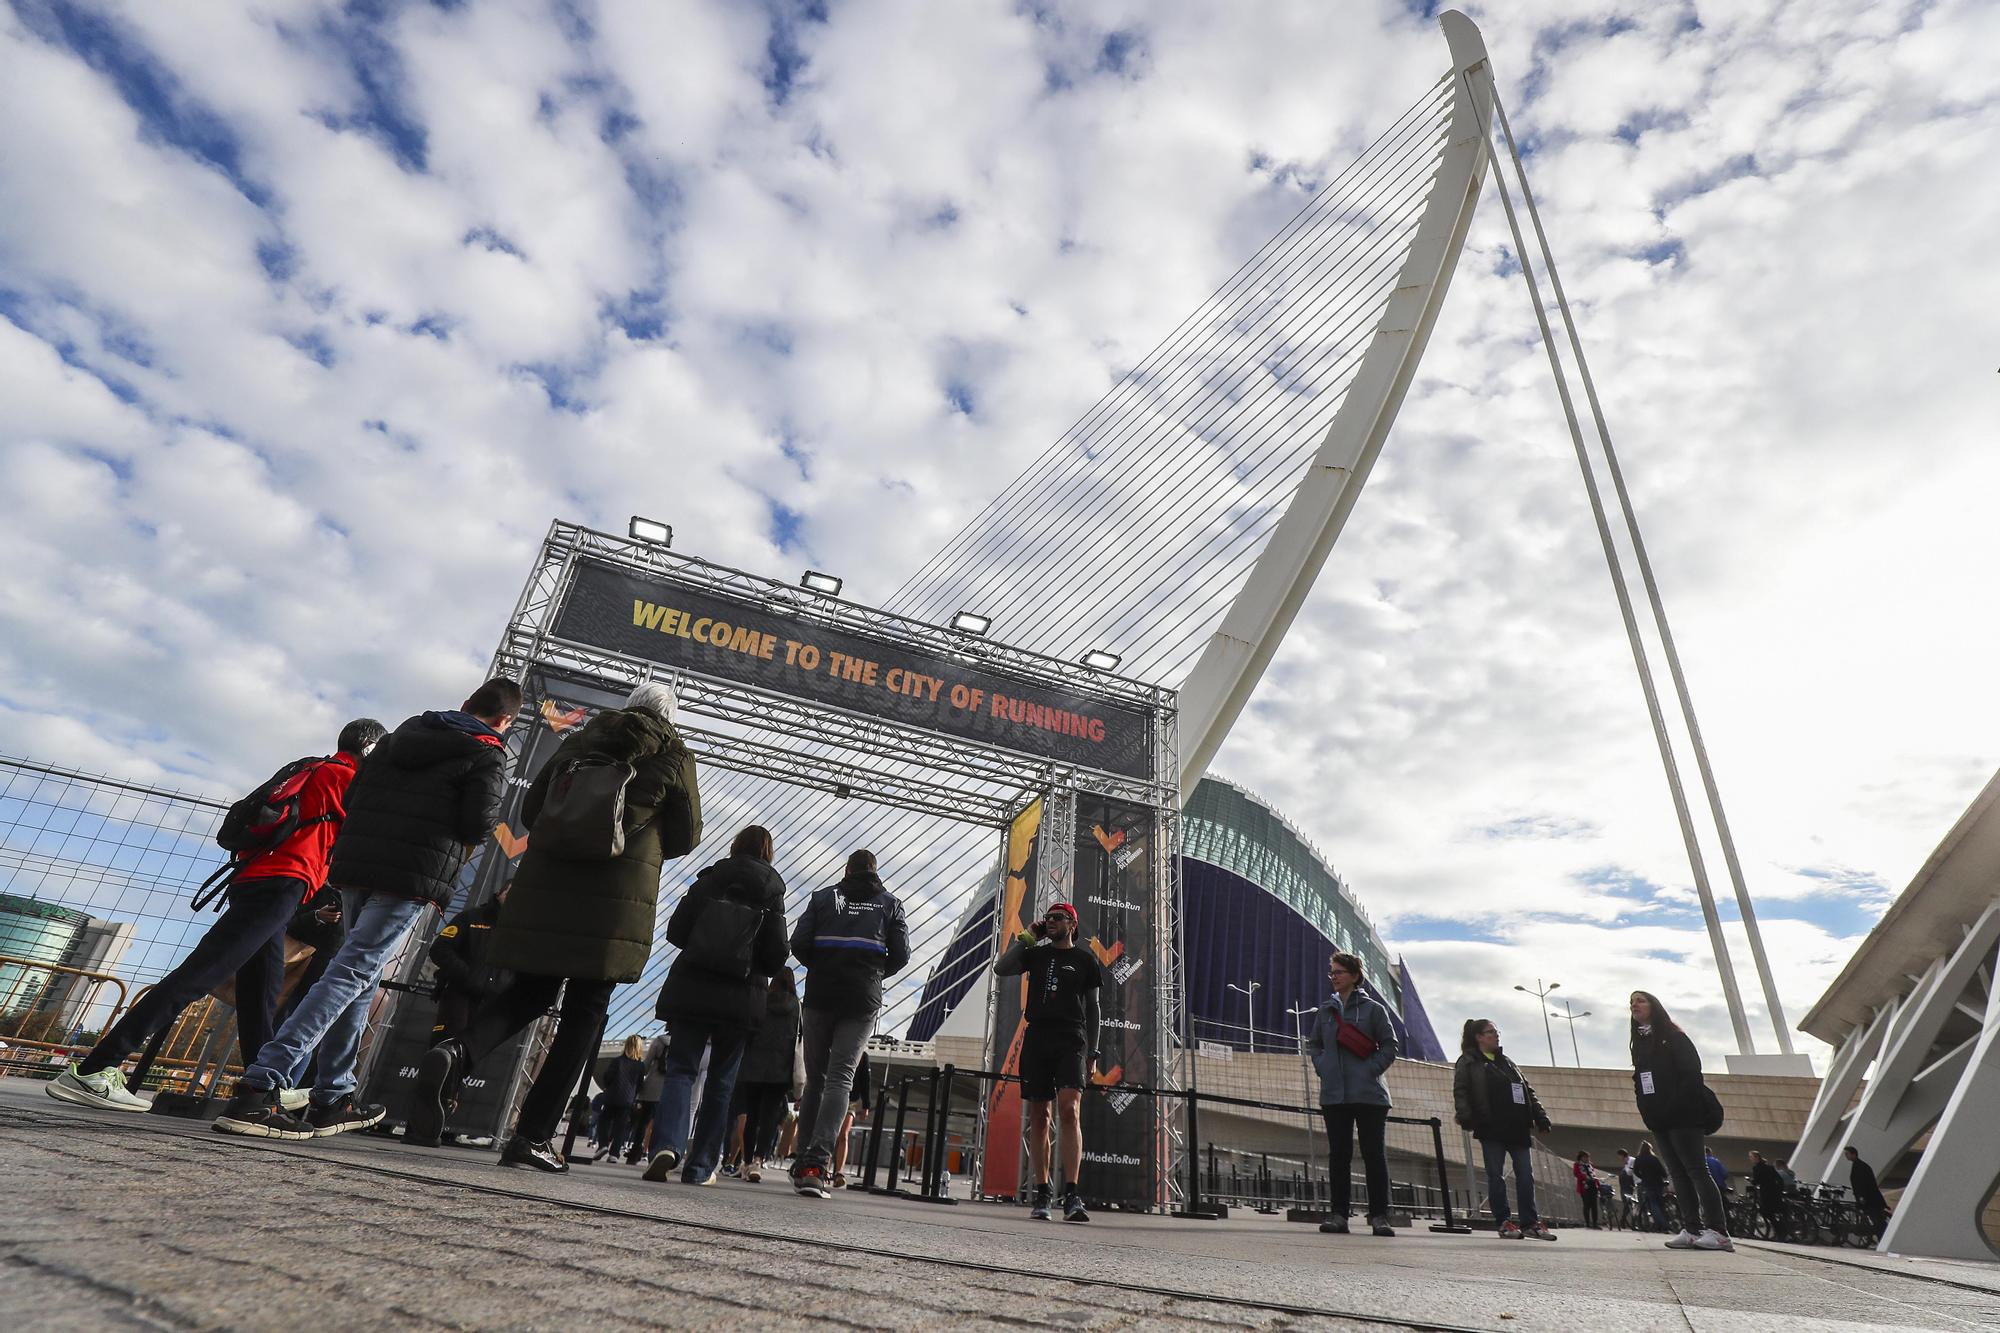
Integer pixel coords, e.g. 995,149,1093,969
551,560,1155,780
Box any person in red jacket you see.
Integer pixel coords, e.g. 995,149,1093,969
46,720,386,1113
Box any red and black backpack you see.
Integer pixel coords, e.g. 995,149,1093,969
191,757,339,910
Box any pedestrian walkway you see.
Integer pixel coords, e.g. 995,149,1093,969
2,1080,1993,1330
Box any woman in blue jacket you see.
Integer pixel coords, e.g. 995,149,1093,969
1305,951,1400,1236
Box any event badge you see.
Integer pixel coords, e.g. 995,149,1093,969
1640,1072,1656,1095
1511,1083,1526,1105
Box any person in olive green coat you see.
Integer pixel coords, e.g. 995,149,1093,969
402,682,700,1170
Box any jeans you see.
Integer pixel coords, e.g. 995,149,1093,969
1658,1127,1728,1235
1481,1139,1537,1226
651,1019,749,1181
1322,1104,1390,1221
456,971,614,1143
796,1007,873,1171
1638,1179,1669,1229
239,889,427,1104
79,880,300,1077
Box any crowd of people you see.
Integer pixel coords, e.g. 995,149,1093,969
43,674,1833,1245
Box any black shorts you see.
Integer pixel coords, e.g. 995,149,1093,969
1018,1025,1087,1102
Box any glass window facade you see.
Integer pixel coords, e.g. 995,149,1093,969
0,892,91,1015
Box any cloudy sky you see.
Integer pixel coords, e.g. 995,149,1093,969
3,0,1995,1071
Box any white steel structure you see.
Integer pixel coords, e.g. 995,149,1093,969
1794,768,2000,1261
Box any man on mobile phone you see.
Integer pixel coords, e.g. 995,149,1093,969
994,901,1103,1222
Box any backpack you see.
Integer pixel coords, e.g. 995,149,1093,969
682,896,766,979
191,757,336,910
535,755,650,860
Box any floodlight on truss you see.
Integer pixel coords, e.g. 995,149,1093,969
628,515,672,546
1080,649,1122,672
800,569,843,596
950,611,992,636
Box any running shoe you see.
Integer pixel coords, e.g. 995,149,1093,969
212,1088,314,1140
1664,1230,1700,1249
306,1095,386,1137
830,1171,848,1189
793,1165,831,1199
1062,1191,1091,1223
1030,1185,1052,1221
745,1164,763,1183
1692,1229,1735,1252
1498,1221,1523,1239
643,1147,681,1182
1369,1217,1395,1238
46,1062,150,1113
500,1136,568,1173
1318,1217,1350,1234
1528,1221,1557,1241
277,1088,311,1113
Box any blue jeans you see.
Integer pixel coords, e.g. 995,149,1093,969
1481,1139,1538,1225
650,1020,748,1181
238,889,427,1104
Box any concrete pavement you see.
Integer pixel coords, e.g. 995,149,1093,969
2,1079,1994,1331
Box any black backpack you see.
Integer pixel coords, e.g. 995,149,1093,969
191,757,337,910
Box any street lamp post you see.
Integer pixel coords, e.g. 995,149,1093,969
1225,980,1261,1051
1287,1001,1319,1204
1514,979,1561,1065
1549,999,1593,1067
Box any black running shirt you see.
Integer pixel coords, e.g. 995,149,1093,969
1022,945,1102,1028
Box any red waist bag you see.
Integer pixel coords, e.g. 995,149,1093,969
1334,1019,1379,1060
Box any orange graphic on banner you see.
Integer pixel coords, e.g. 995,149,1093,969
493,823,529,859
1088,937,1123,968
1092,824,1126,854
540,700,588,732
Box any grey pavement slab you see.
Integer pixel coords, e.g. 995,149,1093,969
3,1078,1995,1331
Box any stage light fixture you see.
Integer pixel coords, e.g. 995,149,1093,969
628,516,672,546
1081,649,1122,671
800,570,843,596
950,611,992,636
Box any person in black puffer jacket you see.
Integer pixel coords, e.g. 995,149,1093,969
723,967,803,1183
644,825,789,1185
407,682,700,1166
217,681,518,1142
1630,990,1731,1250
592,1035,648,1162
1452,1017,1554,1239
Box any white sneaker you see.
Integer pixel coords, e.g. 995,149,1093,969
1692,1229,1735,1252
47,1062,151,1112
277,1088,311,1113
1663,1230,1700,1249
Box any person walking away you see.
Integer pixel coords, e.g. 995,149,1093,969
1306,951,1400,1237
428,882,512,1050
1705,1147,1730,1197
1574,1151,1601,1229
593,1036,646,1161
789,850,910,1199
994,902,1104,1222
1844,1146,1890,1237
829,1053,872,1187
727,967,803,1184
216,684,519,1140
1633,1141,1671,1230
1615,1149,1638,1230
406,682,698,1167
629,1029,668,1163
1452,1019,1554,1240
50,721,385,1115
1749,1150,1788,1240
1630,990,1732,1251
644,824,788,1185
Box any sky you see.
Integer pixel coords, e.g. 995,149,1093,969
2,0,1997,1072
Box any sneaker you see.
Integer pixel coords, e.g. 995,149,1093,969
307,1095,386,1137
684,1171,719,1186
213,1088,314,1140
1664,1230,1700,1249
47,1062,150,1113
277,1088,311,1113
1030,1185,1053,1221
1498,1221,1523,1239
499,1135,569,1173
720,1162,740,1178
1370,1219,1396,1238
1062,1191,1091,1223
1692,1229,1735,1252
1527,1221,1557,1241
793,1165,831,1199
745,1163,763,1183
830,1171,849,1189
643,1148,681,1183
1318,1217,1350,1234
406,1042,459,1148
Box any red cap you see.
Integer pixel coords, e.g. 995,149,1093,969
1045,902,1079,922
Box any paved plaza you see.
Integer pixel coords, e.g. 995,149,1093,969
2,1080,1995,1332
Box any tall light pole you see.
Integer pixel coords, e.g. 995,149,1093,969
1225,980,1261,1050
1286,1002,1319,1200
1549,999,1593,1067
1514,979,1560,1065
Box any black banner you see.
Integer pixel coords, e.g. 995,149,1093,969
551,560,1153,780
1074,795,1159,1207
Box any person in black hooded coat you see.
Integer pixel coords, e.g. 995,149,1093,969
643,824,789,1185
1630,990,1732,1249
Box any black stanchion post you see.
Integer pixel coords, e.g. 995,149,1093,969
861,1080,890,1191
881,1076,913,1195
924,1065,957,1202
1426,1116,1471,1234
559,1010,610,1166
